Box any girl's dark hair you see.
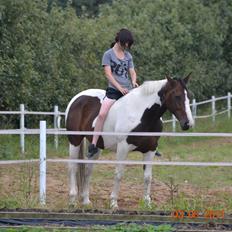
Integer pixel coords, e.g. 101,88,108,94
111,28,134,49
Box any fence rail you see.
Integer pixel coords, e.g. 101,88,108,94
1,128,232,137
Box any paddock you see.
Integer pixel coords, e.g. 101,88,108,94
0,124,232,208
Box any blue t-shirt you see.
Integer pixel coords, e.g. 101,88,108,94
102,48,134,90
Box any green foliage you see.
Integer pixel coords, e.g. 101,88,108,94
0,224,174,232
99,0,231,99
48,0,113,16
0,0,232,127
99,223,173,232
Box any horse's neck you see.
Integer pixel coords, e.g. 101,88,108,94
140,79,167,96
112,80,166,111
128,80,167,122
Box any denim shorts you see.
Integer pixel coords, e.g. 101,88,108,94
105,87,123,100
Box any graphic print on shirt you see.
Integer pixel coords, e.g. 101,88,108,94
110,60,129,79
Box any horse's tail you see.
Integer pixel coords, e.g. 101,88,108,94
77,138,87,198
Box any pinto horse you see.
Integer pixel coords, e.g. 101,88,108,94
65,74,194,208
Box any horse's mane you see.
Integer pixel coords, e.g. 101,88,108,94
139,80,167,96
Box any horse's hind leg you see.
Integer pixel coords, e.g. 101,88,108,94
82,148,100,205
143,151,155,206
69,143,80,205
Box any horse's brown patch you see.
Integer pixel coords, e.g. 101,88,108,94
66,95,104,148
126,103,165,153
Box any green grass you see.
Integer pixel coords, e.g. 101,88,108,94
0,135,69,160
0,224,174,232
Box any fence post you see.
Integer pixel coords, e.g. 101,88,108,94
40,120,46,206
20,104,25,155
212,96,216,123
192,99,197,127
228,92,231,119
172,114,176,132
54,105,59,150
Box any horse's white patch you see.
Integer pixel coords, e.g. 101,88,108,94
141,80,167,99
102,80,167,149
184,90,194,126
65,89,105,123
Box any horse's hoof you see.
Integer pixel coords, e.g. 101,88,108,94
82,198,92,206
144,196,152,208
110,200,118,210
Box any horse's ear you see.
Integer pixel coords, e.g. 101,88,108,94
166,75,172,82
183,72,192,84
166,75,176,87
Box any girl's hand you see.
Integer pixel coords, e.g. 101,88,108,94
132,81,139,88
119,87,129,95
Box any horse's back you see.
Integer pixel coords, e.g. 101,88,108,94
65,89,105,117
65,89,105,146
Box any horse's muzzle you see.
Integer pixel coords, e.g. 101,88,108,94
180,120,190,130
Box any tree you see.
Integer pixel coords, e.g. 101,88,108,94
48,0,113,16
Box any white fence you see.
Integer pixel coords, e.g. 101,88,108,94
0,93,231,154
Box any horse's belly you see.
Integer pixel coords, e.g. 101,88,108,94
102,137,118,150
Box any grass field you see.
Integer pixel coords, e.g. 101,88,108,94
0,113,232,215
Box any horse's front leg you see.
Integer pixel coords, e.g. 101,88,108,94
143,151,155,207
110,140,129,209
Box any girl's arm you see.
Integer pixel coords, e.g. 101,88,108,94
104,66,129,95
129,68,139,88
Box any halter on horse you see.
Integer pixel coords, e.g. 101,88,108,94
65,74,194,208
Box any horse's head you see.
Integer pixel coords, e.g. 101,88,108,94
159,73,194,130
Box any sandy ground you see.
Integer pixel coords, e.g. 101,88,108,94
1,159,232,211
